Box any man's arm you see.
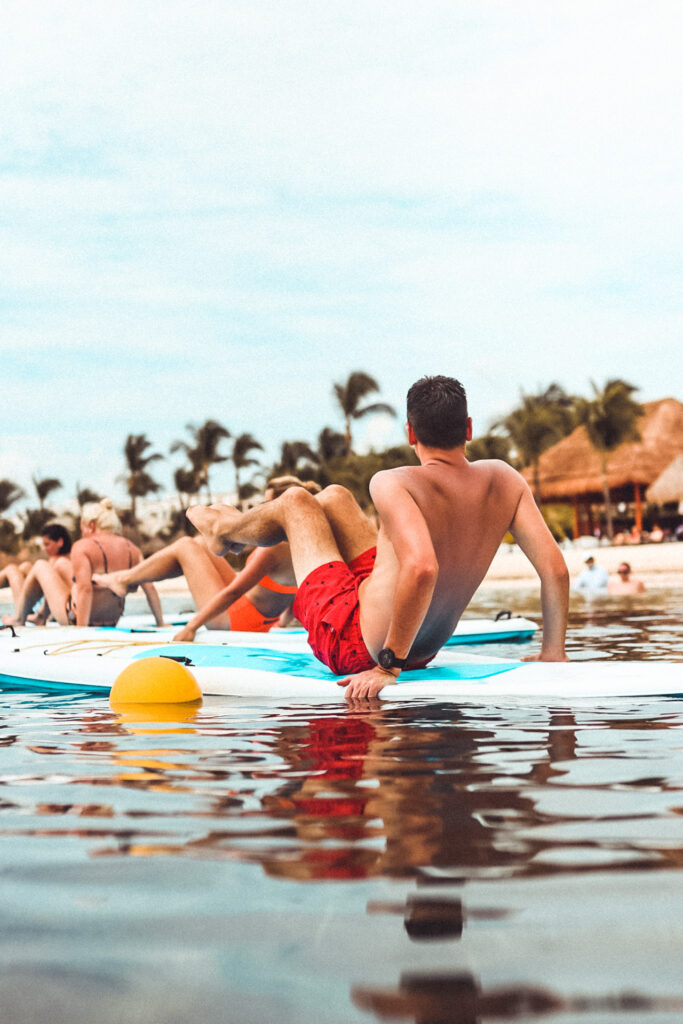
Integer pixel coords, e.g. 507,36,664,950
173,546,283,641
340,471,438,700
508,483,569,661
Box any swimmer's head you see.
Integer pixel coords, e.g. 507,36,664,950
406,375,470,449
80,497,123,535
41,521,72,555
265,476,322,501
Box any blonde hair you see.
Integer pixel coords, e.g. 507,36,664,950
81,498,122,535
265,475,322,499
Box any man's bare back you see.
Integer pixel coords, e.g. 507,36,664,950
359,456,528,662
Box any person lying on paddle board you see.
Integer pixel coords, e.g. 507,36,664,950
188,375,569,701
93,476,320,635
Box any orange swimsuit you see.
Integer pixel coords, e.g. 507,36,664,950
227,574,297,632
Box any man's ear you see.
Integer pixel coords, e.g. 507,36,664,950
407,422,417,446
466,418,473,442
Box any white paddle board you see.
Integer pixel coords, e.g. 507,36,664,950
113,613,539,646
0,625,680,702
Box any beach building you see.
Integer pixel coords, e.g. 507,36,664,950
522,398,683,538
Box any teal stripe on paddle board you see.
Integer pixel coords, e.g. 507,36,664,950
133,644,520,681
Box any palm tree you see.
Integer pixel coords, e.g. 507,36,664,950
121,433,164,529
173,467,198,508
576,379,643,540
272,440,320,478
0,479,25,552
497,383,575,502
0,479,25,516
32,476,62,512
76,485,102,511
332,371,396,453
317,427,348,463
170,419,231,501
232,432,264,507
466,432,514,464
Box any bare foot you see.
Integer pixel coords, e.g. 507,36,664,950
1,614,21,627
186,504,245,556
27,612,48,626
92,571,129,599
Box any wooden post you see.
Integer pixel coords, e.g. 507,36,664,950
634,482,643,533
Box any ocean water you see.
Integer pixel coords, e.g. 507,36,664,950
0,585,682,1023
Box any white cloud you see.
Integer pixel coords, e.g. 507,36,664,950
0,0,680,500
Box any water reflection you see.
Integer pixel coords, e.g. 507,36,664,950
352,970,683,1021
6,698,683,882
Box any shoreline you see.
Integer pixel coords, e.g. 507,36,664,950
482,539,683,590
149,540,683,598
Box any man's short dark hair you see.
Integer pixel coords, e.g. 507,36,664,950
406,376,468,448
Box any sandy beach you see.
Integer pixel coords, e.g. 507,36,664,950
148,539,683,598
484,539,683,590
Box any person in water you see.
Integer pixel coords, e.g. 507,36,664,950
188,375,569,701
574,555,609,594
607,562,646,595
93,476,321,637
4,499,163,628
1,523,73,625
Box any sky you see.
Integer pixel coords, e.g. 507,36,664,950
1,0,681,507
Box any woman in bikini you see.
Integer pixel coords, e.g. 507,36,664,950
1,523,73,625
3,499,163,628
92,477,320,639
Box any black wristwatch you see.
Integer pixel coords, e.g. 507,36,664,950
377,648,407,671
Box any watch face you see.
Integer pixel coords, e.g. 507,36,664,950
378,648,394,669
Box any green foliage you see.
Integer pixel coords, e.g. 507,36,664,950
33,476,62,510
120,433,164,528
271,440,320,479
575,378,643,539
576,379,643,454
0,479,25,516
496,383,576,500
321,445,418,506
0,518,20,554
21,508,55,540
76,486,101,509
466,433,515,465
170,419,231,499
332,371,396,453
317,427,348,462
541,504,575,542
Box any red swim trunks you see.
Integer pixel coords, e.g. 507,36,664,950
292,548,377,675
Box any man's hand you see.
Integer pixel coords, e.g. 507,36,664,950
337,666,399,702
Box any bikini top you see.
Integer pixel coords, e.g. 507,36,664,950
244,550,297,595
73,537,135,579
258,575,297,596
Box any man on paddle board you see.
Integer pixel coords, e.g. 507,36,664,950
189,375,569,700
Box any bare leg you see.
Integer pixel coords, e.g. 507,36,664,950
10,560,71,626
0,564,30,608
189,487,365,586
94,536,235,600
316,485,378,564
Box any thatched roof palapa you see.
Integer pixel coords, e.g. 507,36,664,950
647,455,683,505
523,398,683,501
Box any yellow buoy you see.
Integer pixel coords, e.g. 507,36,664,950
110,657,202,705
